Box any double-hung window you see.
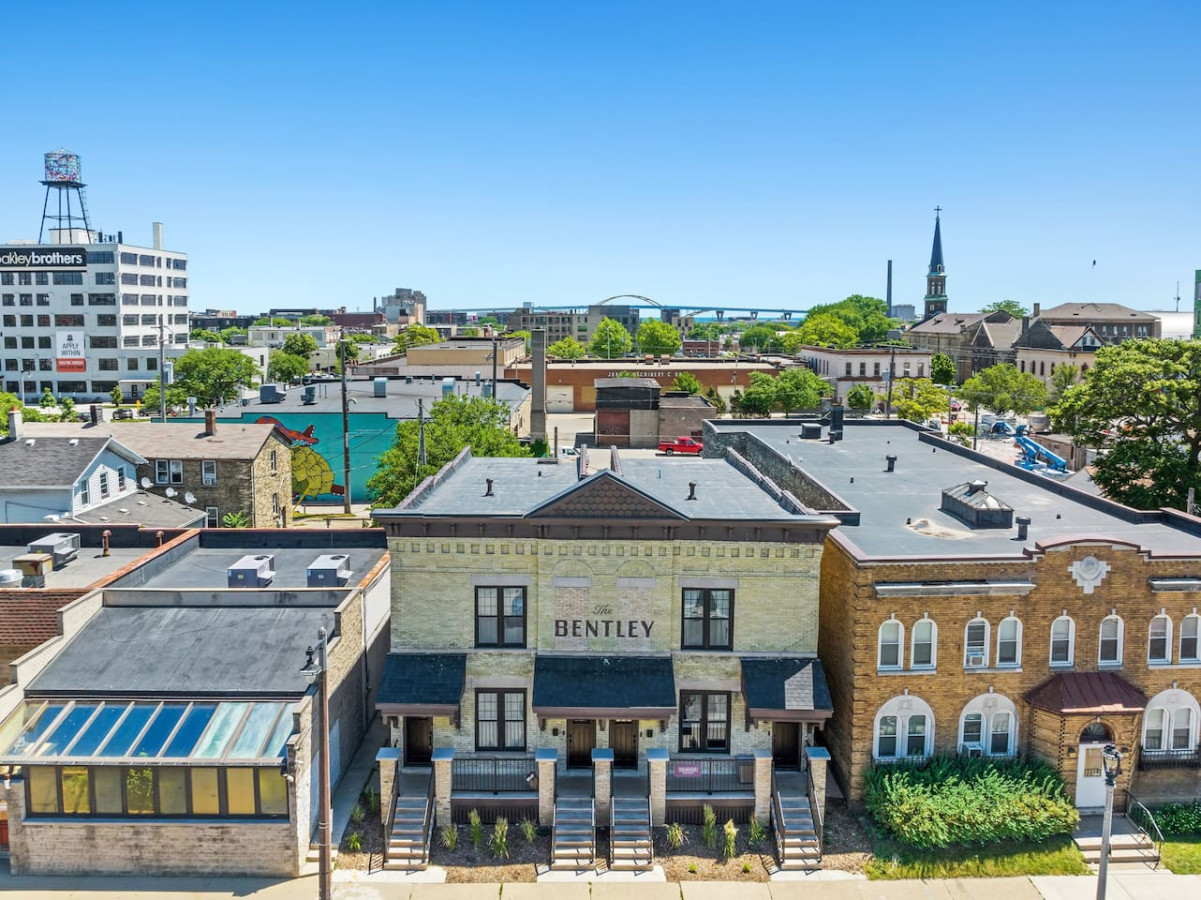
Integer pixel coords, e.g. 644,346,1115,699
475,689,526,751
1050,616,1075,666
201,460,217,486
911,618,936,668
964,619,989,668
996,617,1021,667
1181,615,1200,663
475,586,526,647
682,588,733,650
1099,615,1123,666
155,459,183,485
878,620,902,669
1148,615,1171,664
678,691,730,753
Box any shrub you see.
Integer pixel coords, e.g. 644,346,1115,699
468,809,483,849
665,822,687,850
349,802,364,826
440,824,458,851
346,832,362,852
722,819,738,860
864,755,1079,849
365,789,380,816
748,818,766,846
702,804,717,849
1153,800,1201,836
520,818,537,843
742,861,752,873
688,862,698,873
490,817,510,859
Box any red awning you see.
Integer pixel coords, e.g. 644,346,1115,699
1024,672,1147,715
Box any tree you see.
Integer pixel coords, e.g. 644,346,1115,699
805,295,894,343
190,328,221,343
58,397,76,422
109,385,124,407
253,316,294,326
636,320,682,356
1049,362,1080,401
931,353,957,385
671,372,702,395
739,372,778,417
509,330,532,354
703,385,727,415
738,324,782,353
775,368,827,413
890,378,950,423
1051,338,1201,510
846,383,875,410
459,327,481,338
795,314,858,349
393,324,442,354
479,315,501,328
140,383,188,413
588,318,633,359
689,322,725,341
281,333,319,358
959,363,1048,416
219,326,248,343
0,392,22,435
367,395,530,508
981,300,1028,318
547,336,587,360
299,315,331,326
40,388,55,409
267,350,310,383
173,347,261,405
221,510,250,528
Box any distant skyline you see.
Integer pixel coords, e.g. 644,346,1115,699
0,2,1197,315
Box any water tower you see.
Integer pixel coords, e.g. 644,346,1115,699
38,149,93,243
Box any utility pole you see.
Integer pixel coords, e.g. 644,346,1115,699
158,315,167,421
339,339,351,514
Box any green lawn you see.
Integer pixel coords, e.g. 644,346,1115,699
865,835,1089,880
1161,838,1201,875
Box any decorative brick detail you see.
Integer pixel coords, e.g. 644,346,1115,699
752,749,772,824
647,749,668,826
433,748,455,828
536,748,557,826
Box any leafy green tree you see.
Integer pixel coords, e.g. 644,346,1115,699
671,372,702,395
795,314,858,349
478,315,501,328
636,320,682,356
459,327,481,337
281,333,319,358
394,324,442,354
775,368,828,413
221,510,250,528
959,363,1048,416
58,397,76,422
1049,362,1080,401
190,328,221,343
547,336,587,360
703,385,727,415
267,350,310,382
688,322,726,341
109,385,124,407
0,392,23,435
140,383,188,413
846,383,875,410
588,318,633,359
806,295,894,343
508,330,532,354
890,378,950,423
739,372,778,417
219,326,248,343
173,347,261,406
253,316,295,327
738,324,782,352
299,315,331,325
1052,338,1201,510
40,387,56,409
368,395,530,508
931,353,957,385
981,300,1028,318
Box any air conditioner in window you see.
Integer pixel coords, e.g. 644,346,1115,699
966,654,986,668
960,743,984,758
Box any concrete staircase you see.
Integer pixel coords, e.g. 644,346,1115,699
384,795,433,870
773,789,821,871
551,796,596,870
1074,815,1160,869
609,796,654,871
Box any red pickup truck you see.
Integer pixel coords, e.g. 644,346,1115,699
658,436,703,455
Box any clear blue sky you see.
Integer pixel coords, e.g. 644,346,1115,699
1,2,1197,315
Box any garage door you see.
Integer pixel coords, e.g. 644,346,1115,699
547,386,574,412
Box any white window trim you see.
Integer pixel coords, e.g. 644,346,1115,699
910,618,937,670
996,616,1022,668
878,620,903,670
957,692,1019,757
1099,615,1124,667
964,618,990,669
1181,614,1201,663
201,459,217,486
1050,615,1076,667
1142,688,1201,753
872,695,936,761
1148,614,1173,665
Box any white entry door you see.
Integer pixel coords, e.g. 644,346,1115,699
1076,742,1108,808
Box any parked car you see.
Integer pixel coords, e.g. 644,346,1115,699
658,436,703,455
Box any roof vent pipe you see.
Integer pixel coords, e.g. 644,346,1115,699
1016,516,1031,541
484,478,494,497
687,481,697,501
885,454,897,473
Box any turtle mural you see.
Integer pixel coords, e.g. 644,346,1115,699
255,415,345,502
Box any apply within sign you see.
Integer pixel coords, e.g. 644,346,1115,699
55,331,85,372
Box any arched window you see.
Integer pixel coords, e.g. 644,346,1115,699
878,620,903,670
964,618,989,668
997,616,1022,667
1142,688,1201,755
1148,614,1172,665
911,618,937,669
1180,614,1200,663
1050,615,1075,666
1099,615,1123,665
958,693,1018,757
873,695,936,761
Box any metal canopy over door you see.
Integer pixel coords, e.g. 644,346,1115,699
567,719,596,768
610,720,638,769
404,717,433,767
772,722,801,770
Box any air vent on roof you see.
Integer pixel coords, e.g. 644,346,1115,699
940,482,1014,529
28,532,80,566
227,554,275,588
306,554,352,588
0,568,23,587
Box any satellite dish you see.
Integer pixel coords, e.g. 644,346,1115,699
165,487,177,498
184,491,196,505
140,477,152,489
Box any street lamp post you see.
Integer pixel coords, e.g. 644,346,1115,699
1096,744,1123,900
301,628,332,900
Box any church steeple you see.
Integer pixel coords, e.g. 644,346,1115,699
923,207,948,319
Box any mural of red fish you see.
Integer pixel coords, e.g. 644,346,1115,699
255,416,319,445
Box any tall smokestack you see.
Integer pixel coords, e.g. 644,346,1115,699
886,259,893,318
530,328,547,442
152,222,163,250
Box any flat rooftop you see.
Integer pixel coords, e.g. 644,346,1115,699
0,542,148,590
707,420,1201,558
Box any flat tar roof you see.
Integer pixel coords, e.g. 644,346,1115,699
116,544,388,592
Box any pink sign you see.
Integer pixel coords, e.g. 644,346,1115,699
672,762,703,778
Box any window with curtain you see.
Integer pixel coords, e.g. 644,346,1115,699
682,589,733,649
1180,615,1199,662
475,689,526,751
911,619,935,668
878,620,902,668
906,717,927,756
877,715,898,758
1051,616,1075,665
997,617,1021,666
1148,615,1171,664
1099,616,1123,665
964,619,989,666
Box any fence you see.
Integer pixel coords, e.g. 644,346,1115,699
451,756,538,793
1138,748,1201,770
665,757,753,794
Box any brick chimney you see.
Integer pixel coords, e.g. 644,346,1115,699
7,409,22,440
204,409,217,436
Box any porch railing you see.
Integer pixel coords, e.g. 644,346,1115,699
1126,791,1164,870
665,756,753,794
451,756,538,793
1137,747,1201,770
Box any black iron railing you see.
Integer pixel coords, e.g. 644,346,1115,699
1138,748,1201,770
451,756,537,793
665,756,752,793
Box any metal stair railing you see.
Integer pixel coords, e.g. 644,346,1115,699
1126,792,1164,870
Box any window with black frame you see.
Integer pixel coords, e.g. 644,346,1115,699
681,588,733,650
475,586,526,647
475,689,526,751
678,691,730,752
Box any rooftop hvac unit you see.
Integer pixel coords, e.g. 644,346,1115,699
259,384,285,404
373,377,388,398
28,532,81,566
306,554,352,587
227,554,275,588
